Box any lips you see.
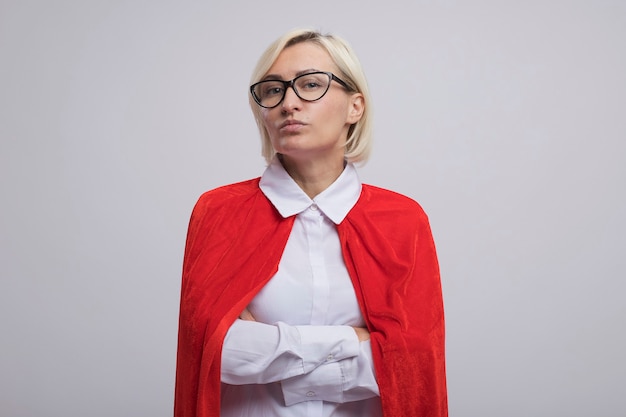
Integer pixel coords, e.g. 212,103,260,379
278,119,306,132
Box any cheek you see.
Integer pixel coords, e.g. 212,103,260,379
324,103,350,128
327,96,351,117
260,110,275,131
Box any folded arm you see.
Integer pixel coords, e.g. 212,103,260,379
220,310,379,404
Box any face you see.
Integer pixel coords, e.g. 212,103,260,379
259,42,364,164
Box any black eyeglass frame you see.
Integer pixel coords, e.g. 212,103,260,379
250,71,352,109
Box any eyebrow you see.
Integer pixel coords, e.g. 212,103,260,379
261,68,322,81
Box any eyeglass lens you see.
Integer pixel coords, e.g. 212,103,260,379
252,72,332,108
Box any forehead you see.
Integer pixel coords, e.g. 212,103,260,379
265,42,337,78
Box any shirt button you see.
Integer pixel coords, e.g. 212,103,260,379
306,391,316,397
310,204,318,211
326,354,334,361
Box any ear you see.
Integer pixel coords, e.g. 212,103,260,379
346,93,365,124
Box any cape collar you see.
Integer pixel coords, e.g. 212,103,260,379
259,155,362,224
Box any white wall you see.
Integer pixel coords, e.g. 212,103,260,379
1,1,624,416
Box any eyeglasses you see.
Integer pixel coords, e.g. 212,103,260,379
250,71,352,108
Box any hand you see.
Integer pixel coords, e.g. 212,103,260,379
239,308,256,321
352,326,370,342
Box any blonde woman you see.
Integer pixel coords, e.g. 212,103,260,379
175,29,447,417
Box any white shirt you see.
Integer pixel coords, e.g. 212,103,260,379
220,157,382,417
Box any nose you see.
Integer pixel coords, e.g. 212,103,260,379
281,86,301,112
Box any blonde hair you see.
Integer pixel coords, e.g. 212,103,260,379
249,29,373,165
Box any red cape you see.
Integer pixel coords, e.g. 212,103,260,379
174,178,447,417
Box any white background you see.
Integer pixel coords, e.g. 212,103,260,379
1,1,625,416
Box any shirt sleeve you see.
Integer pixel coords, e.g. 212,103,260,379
221,319,360,385
280,339,380,405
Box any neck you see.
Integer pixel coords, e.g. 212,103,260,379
279,154,346,199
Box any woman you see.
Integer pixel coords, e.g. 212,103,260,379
174,29,447,417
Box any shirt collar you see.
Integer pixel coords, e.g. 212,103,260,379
259,155,362,224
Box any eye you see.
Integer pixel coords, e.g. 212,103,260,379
302,80,321,90
257,81,284,98
296,74,327,91
264,86,284,97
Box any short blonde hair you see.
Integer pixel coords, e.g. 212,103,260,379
249,29,373,165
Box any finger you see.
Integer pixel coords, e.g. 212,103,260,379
239,308,256,321
353,326,370,342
